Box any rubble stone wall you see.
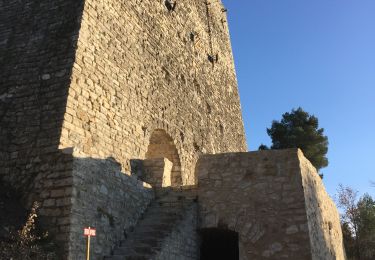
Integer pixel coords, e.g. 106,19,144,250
196,149,346,260
58,0,247,185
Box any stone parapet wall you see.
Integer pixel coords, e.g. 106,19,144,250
196,149,345,260
298,151,346,260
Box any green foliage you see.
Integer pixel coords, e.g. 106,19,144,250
337,185,375,260
0,202,58,260
266,107,328,171
258,144,269,150
341,222,356,259
357,194,375,259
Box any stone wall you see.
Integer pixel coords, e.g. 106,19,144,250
68,151,154,260
196,149,346,260
155,202,199,260
0,0,246,201
1,1,247,256
0,2,84,253
0,1,346,259
58,0,247,186
299,151,346,260
0,0,84,192
21,148,153,259
142,158,173,187
29,149,76,255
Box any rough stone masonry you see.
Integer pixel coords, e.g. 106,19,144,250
0,0,345,259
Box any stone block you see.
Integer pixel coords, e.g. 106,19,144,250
50,189,66,198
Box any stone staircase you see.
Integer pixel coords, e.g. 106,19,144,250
104,187,198,260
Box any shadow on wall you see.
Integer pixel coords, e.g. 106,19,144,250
0,1,86,254
0,0,85,196
0,147,154,258
66,153,154,259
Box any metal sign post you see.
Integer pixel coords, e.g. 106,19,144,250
84,227,96,260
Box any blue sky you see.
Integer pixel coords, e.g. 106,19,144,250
222,0,375,197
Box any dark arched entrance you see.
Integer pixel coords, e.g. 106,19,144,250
199,228,239,260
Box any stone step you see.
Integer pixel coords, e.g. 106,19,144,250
114,244,157,255
136,212,182,222
125,229,171,239
155,193,198,202
135,223,173,230
133,208,187,222
144,204,185,211
139,209,182,217
104,255,149,260
105,189,197,259
141,208,185,217
120,237,162,248
156,191,197,198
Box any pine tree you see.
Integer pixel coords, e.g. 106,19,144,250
267,107,328,171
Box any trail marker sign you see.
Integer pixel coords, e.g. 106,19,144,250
84,227,96,236
84,227,96,260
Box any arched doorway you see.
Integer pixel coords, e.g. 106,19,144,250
145,129,182,187
199,228,239,260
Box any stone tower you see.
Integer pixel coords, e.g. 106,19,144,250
1,0,246,191
0,0,345,259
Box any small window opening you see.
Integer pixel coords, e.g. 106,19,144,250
165,0,176,12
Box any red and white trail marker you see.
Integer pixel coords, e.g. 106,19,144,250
84,227,96,260
84,227,96,237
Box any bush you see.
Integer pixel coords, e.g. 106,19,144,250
0,202,57,260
